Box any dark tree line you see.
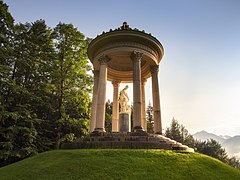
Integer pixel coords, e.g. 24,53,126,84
0,1,92,167
165,118,240,169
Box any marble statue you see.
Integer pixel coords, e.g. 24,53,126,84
119,85,131,113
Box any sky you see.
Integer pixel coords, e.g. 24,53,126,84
5,0,240,136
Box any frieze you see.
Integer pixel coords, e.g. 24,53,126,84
95,41,159,60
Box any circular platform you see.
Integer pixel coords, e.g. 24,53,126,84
61,132,194,153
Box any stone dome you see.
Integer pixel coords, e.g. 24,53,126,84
87,22,164,82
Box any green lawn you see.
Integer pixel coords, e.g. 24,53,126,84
0,149,239,180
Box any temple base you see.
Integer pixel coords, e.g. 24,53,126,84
61,132,194,153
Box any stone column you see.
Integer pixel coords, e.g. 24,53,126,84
94,55,110,132
151,65,162,134
141,78,147,131
90,70,99,132
131,51,143,131
112,80,120,132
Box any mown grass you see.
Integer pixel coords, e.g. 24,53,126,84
0,149,239,180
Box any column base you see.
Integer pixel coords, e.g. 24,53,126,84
131,126,148,136
93,128,106,133
133,126,143,131
154,131,163,135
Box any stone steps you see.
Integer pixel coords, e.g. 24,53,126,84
61,132,194,153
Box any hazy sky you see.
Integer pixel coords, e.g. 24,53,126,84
5,0,240,136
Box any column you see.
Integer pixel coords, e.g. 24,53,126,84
90,70,99,132
112,80,120,132
131,51,143,131
94,55,110,132
141,78,147,131
151,65,162,134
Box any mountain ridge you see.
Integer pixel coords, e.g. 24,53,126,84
193,130,240,159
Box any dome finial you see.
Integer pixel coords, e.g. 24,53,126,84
121,22,129,30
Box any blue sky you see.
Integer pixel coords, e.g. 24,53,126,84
5,0,240,136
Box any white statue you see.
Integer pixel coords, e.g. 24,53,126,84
119,85,131,113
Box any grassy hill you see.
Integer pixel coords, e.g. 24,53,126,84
0,149,239,180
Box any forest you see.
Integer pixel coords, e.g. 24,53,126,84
0,1,92,166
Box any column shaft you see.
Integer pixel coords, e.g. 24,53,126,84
94,55,109,132
90,70,99,132
141,79,147,131
112,80,120,132
131,51,143,130
151,65,162,134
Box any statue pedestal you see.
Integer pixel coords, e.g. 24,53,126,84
119,112,131,132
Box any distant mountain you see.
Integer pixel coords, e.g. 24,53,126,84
193,131,240,159
193,130,226,144
222,136,240,156
219,135,231,140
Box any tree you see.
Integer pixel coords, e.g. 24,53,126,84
0,0,14,104
105,100,112,133
165,118,239,169
0,5,50,166
227,157,240,170
165,118,196,148
0,18,56,166
0,10,93,165
165,118,229,162
165,118,182,142
195,139,228,163
51,23,92,148
146,102,153,133
0,0,14,72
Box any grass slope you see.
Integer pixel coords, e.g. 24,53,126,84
0,149,239,180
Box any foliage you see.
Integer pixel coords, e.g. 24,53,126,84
0,2,92,166
0,2,40,166
146,102,153,133
165,118,239,169
51,22,92,148
165,118,195,147
227,156,240,170
105,100,112,132
0,149,240,180
195,139,228,163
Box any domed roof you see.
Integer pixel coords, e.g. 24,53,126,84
87,22,164,82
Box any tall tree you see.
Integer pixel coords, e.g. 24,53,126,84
0,19,55,166
0,0,14,69
165,118,195,147
1,2,93,166
165,118,182,142
0,0,14,99
51,23,92,148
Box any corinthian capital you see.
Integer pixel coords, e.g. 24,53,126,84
112,80,121,87
150,65,159,74
98,54,110,65
131,51,143,62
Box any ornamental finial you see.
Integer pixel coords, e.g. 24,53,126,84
121,22,130,30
